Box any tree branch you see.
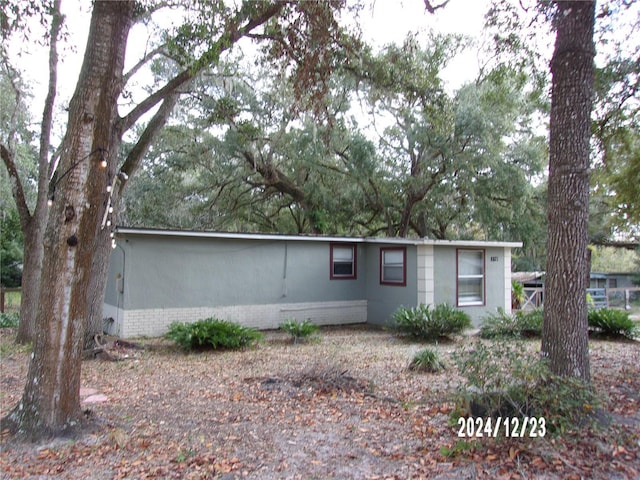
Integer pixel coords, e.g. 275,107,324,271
118,1,285,134
36,0,62,210
423,0,451,14
119,90,182,187
123,44,166,85
0,143,31,229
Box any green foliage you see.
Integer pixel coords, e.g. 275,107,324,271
166,318,262,351
590,246,638,274
122,32,548,243
0,210,23,287
480,308,543,338
452,339,602,435
440,440,474,458
587,308,638,339
0,312,19,328
390,303,471,341
279,318,320,343
511,280,525,307
408,348,446,373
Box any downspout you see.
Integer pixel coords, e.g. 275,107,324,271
113,242,126,335
282,241,288,297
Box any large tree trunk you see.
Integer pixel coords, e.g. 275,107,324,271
12,0,62,345
83,90,182,348
84,223,115,348
541,1,596,382
15,220,44,343
2,1,134,439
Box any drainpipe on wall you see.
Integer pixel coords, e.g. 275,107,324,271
282,241,288,297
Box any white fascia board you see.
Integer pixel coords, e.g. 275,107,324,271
422,239,523,249
363,237,523,248
115,227,366,244
115,227,522,248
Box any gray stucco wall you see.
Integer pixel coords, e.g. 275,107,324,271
365,244,418,326
103,231,516,336
433,246,510,325
113,234,366,310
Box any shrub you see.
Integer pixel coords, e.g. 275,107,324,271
588,308,638,339
279,319,320,343
0,312,19,328
452,339,601,435
511,280,525,309
408,348,446,373
480,308,543,338
166,318,262,351
390,303,471,341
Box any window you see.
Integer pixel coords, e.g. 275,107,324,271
457,249,485,306
330,244,357,279
380,247,406,286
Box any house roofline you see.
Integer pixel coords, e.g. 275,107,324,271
114,227,523,249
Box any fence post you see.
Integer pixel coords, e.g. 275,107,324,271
1,288,4,313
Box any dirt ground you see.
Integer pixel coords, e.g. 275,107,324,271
1,325,639,479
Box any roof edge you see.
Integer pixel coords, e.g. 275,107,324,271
115,227,523,248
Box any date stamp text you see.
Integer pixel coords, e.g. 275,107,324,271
456,416,546,438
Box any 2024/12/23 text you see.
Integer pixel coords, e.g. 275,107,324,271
457,417,547,438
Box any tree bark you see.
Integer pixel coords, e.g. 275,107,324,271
2,1,135,438
14,220,43,343
9,0,63,344
541,1,596,382
83,92,181,349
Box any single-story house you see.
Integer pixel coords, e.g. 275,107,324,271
103,228,522,338
590,272,637,290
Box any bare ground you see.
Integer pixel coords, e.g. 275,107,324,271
1,325,639,479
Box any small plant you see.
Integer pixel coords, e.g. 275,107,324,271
440,439,474,458
408,348,446,373
390,303,471,341
480,308,543,339
511,280,525,309
588,308,638,339
0,312,19,328
452,339,602,435
279,318,320,343
166,318,262,351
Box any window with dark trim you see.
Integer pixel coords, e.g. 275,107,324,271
330,243,357,279
380,247,406,286
457,249,485,306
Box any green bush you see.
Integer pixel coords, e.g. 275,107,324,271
408,348,446,373
452,339,601,435
390,303,471,341
0,312,19,328
279,318,320,343
166,318,263,351
480,308,543,338
588,308,638,339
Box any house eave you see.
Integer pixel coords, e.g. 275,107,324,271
115,227,522,248
115,227,367,244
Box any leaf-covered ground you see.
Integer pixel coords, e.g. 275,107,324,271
1,325,639,479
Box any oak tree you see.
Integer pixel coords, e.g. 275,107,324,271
541,1,596,381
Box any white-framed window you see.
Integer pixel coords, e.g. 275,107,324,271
380,247,406,286
457,249,485,306
330,243,357,279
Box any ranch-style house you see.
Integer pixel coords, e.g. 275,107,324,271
103,228,522,338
